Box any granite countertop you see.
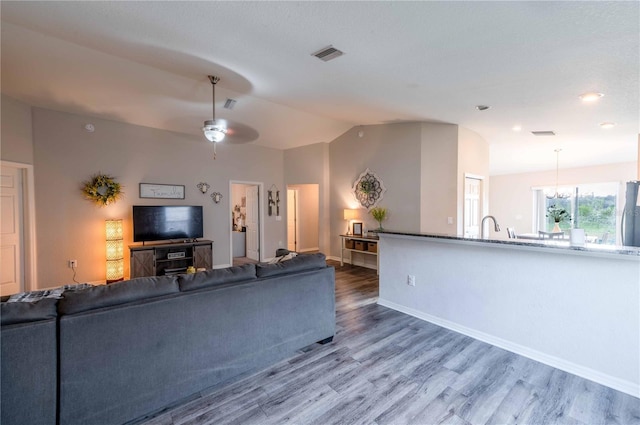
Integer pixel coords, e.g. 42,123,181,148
376,230,640,258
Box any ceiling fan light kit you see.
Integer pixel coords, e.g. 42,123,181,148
203,120,226,143
202,75,226,158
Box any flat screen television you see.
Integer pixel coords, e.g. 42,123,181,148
133,205,203,243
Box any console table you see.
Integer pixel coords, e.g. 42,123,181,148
129,240,213,278
339,234,379,274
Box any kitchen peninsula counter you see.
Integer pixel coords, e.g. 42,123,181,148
376,230,640,398
377,230,640,259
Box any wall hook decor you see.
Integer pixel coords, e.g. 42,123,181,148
268,184,279,216
197,182,210,194
211,192,223,203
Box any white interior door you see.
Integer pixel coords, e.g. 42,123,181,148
464,177,482,238
1,165,23,295
245,186,260,261
287,189,298,251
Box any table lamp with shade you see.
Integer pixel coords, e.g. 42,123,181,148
343,209,358,235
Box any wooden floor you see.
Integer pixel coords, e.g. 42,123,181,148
139,261,640,425
232,256,259,267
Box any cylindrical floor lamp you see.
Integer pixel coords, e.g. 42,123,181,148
105,219,124,283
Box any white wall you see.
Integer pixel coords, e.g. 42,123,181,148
30,107,285,286
1,95,33,164
378,233,640,397
490,162,637,240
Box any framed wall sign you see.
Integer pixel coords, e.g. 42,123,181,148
139,183,185,199
352,222,363,236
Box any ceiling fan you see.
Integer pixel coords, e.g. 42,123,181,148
202,75,259,159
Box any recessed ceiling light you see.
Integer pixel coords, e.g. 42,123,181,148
475,105,490,111
512,125,522,132
579,92,604,102
600,122,616,129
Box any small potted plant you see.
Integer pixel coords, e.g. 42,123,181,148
370,207,388,231
546,204,571,232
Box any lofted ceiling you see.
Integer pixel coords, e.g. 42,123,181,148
1,1,638,175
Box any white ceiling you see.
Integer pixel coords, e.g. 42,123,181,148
1,1,638,175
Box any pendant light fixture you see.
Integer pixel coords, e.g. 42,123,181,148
546,149,570,199
202,75,226,158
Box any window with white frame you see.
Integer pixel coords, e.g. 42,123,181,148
533,182,619,244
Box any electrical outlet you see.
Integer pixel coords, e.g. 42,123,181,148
68,260,78,269
407,274,416,286
447,217,454,225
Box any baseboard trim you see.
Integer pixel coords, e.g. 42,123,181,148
298,247,320,253
377,298,639,398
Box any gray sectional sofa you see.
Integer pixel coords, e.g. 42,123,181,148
1,253,335,425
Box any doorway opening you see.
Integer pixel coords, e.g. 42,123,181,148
0,160,37,294
286,184,319,253
230,181,263,266
463,175,484,238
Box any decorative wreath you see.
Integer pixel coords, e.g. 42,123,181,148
82,173,123,206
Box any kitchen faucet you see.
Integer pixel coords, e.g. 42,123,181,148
481,215,501,239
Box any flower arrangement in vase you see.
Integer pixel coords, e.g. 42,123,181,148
546,204,571,232
370,207,388,231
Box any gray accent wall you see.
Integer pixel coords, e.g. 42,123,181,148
4,96,491,285
30,107,285,286
284,122,490,259
420,123,459,234
1,95,34,164
329,123,423,258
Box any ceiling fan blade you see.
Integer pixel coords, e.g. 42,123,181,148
216,119,259,144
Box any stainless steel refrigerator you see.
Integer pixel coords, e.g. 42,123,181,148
622,181,640,247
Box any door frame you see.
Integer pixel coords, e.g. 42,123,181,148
286,188,300,252
228,180,264,265
463,173,485,238
1,160,37,291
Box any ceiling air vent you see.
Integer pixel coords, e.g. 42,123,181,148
531,131,556,136
224,98,237,110
311,45,344,62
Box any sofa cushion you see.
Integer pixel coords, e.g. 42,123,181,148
178,264,256,292
256,253,326,278
1,298,58,326
58,275,179,315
